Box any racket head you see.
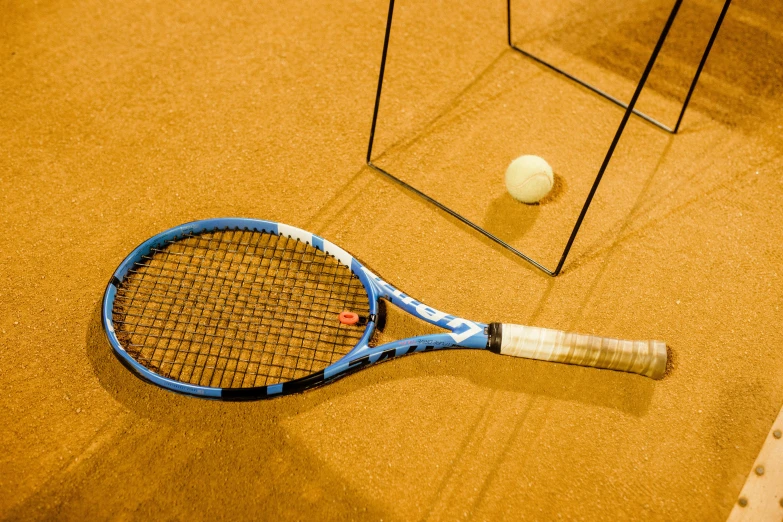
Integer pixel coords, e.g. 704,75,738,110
102,218,381,399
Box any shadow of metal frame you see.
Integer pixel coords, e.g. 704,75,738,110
367,0,732,276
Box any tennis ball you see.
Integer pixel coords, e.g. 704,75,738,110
505,155,554,204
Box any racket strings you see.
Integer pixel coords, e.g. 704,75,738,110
116,232,362,387
112,229,370,389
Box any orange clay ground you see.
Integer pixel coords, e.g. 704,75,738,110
2,0,782,520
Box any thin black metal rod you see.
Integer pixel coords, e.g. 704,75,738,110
672,0,732,133
552,0,683,276
506,0,512,47
368,161,554,275
509,45,675,133
507,1,675,133
367,0,396,164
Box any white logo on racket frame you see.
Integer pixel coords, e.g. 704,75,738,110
361,268,484,343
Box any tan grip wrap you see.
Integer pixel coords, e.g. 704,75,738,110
499,324,667,379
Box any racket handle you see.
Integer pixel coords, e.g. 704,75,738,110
487,323,667,379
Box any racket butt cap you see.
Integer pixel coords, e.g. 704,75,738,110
647,340,668,380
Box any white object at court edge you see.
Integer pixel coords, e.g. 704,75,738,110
505,155,554,203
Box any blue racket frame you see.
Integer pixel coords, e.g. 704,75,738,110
102,218,490,400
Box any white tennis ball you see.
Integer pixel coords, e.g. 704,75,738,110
505,155,554,203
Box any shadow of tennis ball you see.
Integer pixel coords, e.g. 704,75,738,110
483,173,567,244
538,172,566,205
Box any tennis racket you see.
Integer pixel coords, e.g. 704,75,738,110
102,218,667,400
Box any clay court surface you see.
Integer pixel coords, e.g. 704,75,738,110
2,0,782,519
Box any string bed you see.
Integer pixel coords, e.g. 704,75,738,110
112,228,370,389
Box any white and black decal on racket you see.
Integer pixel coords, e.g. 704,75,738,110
102,218,668,400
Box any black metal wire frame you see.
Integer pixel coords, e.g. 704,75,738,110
366,0,732,276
